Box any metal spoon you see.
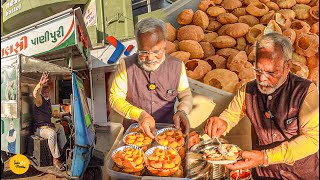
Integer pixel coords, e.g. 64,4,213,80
215,136,228,155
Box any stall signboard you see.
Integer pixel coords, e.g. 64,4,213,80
76,19,89,61
1,55,21,154
0,9,89,59
83,0,97,27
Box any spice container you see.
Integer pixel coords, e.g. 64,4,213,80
230,169,252,180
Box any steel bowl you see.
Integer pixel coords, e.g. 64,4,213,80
111,145,144,168
123,132,153,149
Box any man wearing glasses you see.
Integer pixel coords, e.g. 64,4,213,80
109,18,193,138
204,33,319,179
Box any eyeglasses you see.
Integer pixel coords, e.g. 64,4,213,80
138,50,163,57
253,59,290,78
253,67,279,78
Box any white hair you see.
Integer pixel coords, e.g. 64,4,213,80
134,18,166,40
255,33,293,65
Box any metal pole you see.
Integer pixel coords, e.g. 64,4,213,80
147,0,151,12
89,65,94,123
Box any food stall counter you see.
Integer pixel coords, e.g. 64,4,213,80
95,122,124,180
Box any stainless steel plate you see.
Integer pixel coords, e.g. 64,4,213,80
190,138,229,153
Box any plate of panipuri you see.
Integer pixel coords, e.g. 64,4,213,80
123,132,153,151
112,145,145,173
155,127,186,159
203,144,242,164
144,146,182,177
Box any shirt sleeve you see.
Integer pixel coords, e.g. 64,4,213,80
109,58,144,121
33,83,43,107
219,84,247,135
177,62,190,92
267,83,319,165
176,62,193,114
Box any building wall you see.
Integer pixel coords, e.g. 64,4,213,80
92,72,107,126
1,0,88,34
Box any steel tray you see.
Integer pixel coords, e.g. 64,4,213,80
106,123,188,180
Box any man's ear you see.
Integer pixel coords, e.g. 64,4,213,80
284,60,292,73
286,60,292,68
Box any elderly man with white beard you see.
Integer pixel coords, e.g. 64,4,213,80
204,33,319,180
109,18,193,139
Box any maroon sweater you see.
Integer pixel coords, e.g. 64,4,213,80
246,73,318,180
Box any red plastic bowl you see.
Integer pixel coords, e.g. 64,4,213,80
230,169,252,180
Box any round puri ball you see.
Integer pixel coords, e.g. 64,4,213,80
245,2,269,16
193,10,210,30
200,42,216,59
166,23,176,42
166,41,177,54
221,0,242,10
238,15,260,27
212,36,237,48
170,51,191,63
205,55,227,69
177,9,194,25
290,60,309,78
185,59,212,80
277,0,297,9
207,6,227,17
295,33,319,57
225,23,250,38
203,69,239,93
292,4,311,20
177,25,204,42
179,40,204,59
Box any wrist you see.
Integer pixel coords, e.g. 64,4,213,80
39,82,45,88
259,150,269,167
138,111,148,124
176,110,187,116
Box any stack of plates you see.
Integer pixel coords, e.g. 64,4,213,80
188,138,230,179
187,160,212,180
211,164,226,179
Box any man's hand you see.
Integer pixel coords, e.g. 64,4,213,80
224,150,264,170
204,116,227,138
138,111,156,139
40,72,49,86
173,110,190,135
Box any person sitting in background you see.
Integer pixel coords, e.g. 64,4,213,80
33,72,69,171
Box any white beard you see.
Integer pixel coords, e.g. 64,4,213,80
44,97,50,101
138,55,165,72
257,75,287,95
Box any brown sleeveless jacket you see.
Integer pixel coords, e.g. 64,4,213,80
245,73,319,179
123,54,182,130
